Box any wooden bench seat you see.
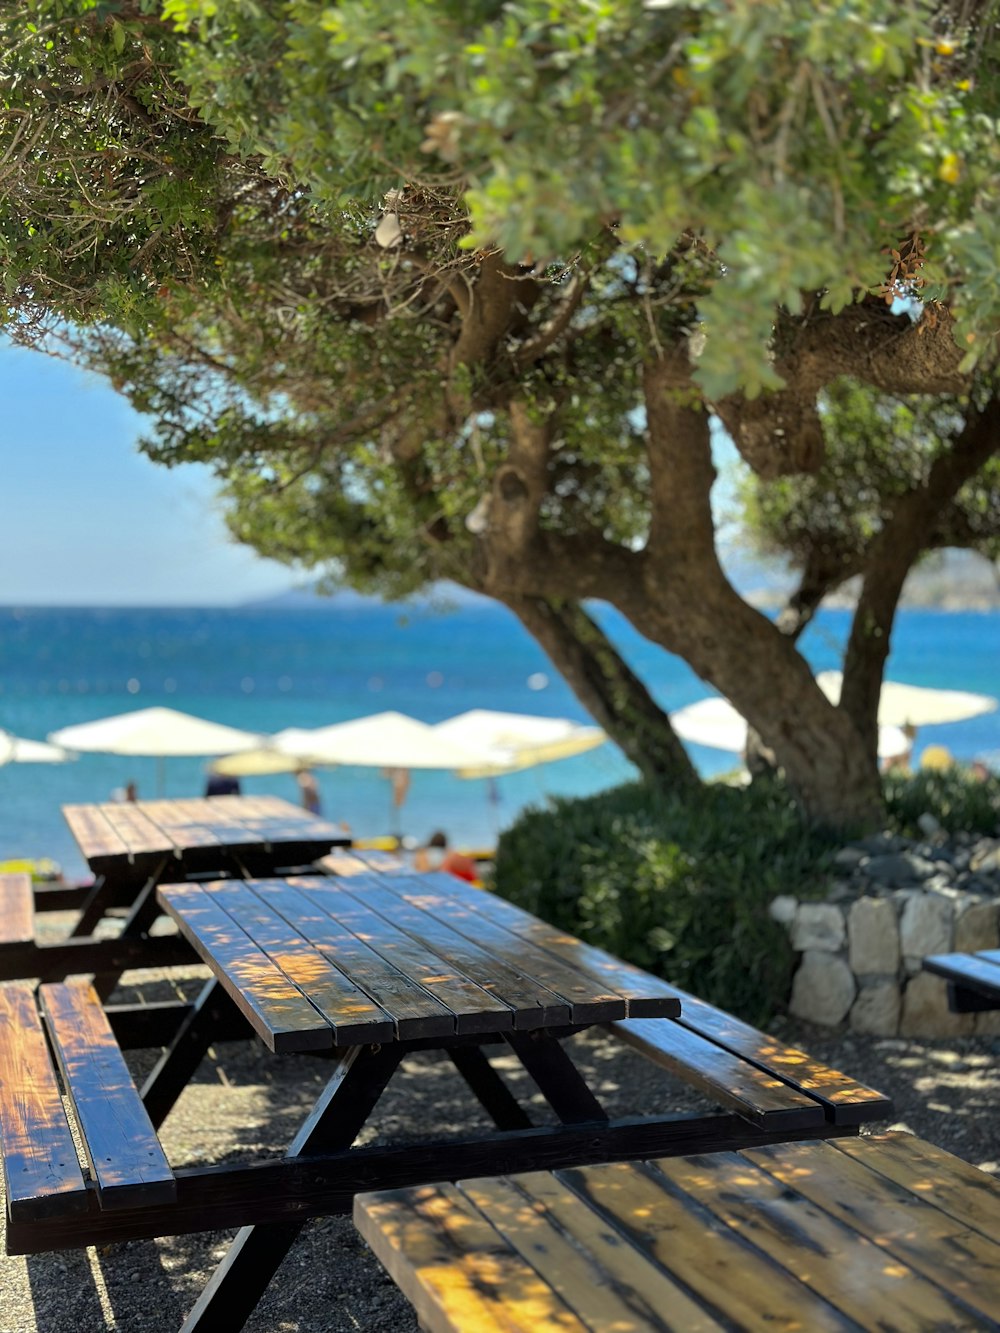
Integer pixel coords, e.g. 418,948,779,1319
0,872,34,947
356,1131,1000,1333
609,986,894,1129
0,979,175,1223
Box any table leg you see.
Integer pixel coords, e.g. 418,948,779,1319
92,866,172,999
448,1044,533,1130
142,979,249,1129
179,1041,402,1333
69,876,112,937
504,1031,608,1124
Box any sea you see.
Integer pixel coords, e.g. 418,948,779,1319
1,601,998,883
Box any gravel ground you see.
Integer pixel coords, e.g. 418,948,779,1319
2,958,999,1333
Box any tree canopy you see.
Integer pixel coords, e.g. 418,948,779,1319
3,0,1000,827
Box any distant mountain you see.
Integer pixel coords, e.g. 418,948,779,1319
242,580,493,612
246,552,998,614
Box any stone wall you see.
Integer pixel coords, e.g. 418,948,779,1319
771,828,1000,1036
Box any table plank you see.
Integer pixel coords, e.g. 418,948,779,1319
354,1181,590,1333
254,879,456,1041
100,803,179,858
157,884,333,1052
62,803,131,863
296,881,514,1035
0,873,35,946
202,882,395,1045
460,1172,720,1331
331,877,571,1030
372,875,627,1025
736,1139,1000,1324
397,873,681,1018
924,951,1000,1002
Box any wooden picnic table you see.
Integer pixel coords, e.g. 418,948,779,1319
1,862,893,1332
0,796,351,986
63,793,351,891
924,948,1000,1013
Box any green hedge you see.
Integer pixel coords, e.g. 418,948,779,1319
493,778,839,1026
883,766,1000,838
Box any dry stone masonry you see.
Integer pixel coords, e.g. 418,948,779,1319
772,826,1000,1037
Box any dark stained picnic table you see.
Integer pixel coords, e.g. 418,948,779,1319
924,948,1000,1013
0,797,352,986
3,859,896,1333
63,794,351,890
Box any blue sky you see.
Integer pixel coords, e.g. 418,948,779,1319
1,339,747,607
1,342,295,606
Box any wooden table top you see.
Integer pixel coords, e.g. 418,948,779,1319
924,949,1000,1005
62,795,349,880
157,871,682,1053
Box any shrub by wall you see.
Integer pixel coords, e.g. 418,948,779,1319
493,778,839,1026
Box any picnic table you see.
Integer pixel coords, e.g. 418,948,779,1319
0,862,894,1332
0,795,350,985
924,948,1000,1013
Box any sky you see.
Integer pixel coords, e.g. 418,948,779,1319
0,341,296,606
0,337,747,608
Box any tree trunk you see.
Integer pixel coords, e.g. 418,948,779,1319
501,594,701,791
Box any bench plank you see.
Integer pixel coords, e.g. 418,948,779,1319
0,981,88,1221
39,981,176,1211
355,1181,591,1332
202,882,395,1045
669,987,893,1124
0,873,34,946
157,884,333,1052
610,1017,825,1130
658,1146,990,1328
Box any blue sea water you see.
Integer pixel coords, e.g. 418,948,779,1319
1,601,998,882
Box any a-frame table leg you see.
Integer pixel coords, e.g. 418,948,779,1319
142,978,249,1129
178,1042,403,1333
504,1031,609,1123
448,1044,533,1130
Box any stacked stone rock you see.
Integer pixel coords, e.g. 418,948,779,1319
771,824,1000,1037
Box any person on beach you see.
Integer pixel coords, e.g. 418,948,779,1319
297,768,322,815
414,830,479,883
112,780,138,802
204,770,241,797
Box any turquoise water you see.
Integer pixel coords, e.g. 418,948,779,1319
1,602,998,881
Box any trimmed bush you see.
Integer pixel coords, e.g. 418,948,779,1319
493,777,838,1026
883,766,1000,838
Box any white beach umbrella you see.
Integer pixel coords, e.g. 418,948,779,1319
815,671,998,727
432,709,607,777
0,730,74,766
48,706,265,794
273,711,498,837
275,711,491,770
669,696,911,762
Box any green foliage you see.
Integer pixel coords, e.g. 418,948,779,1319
883,767,1000,837
743,378,1000,579
493,777,839,1024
